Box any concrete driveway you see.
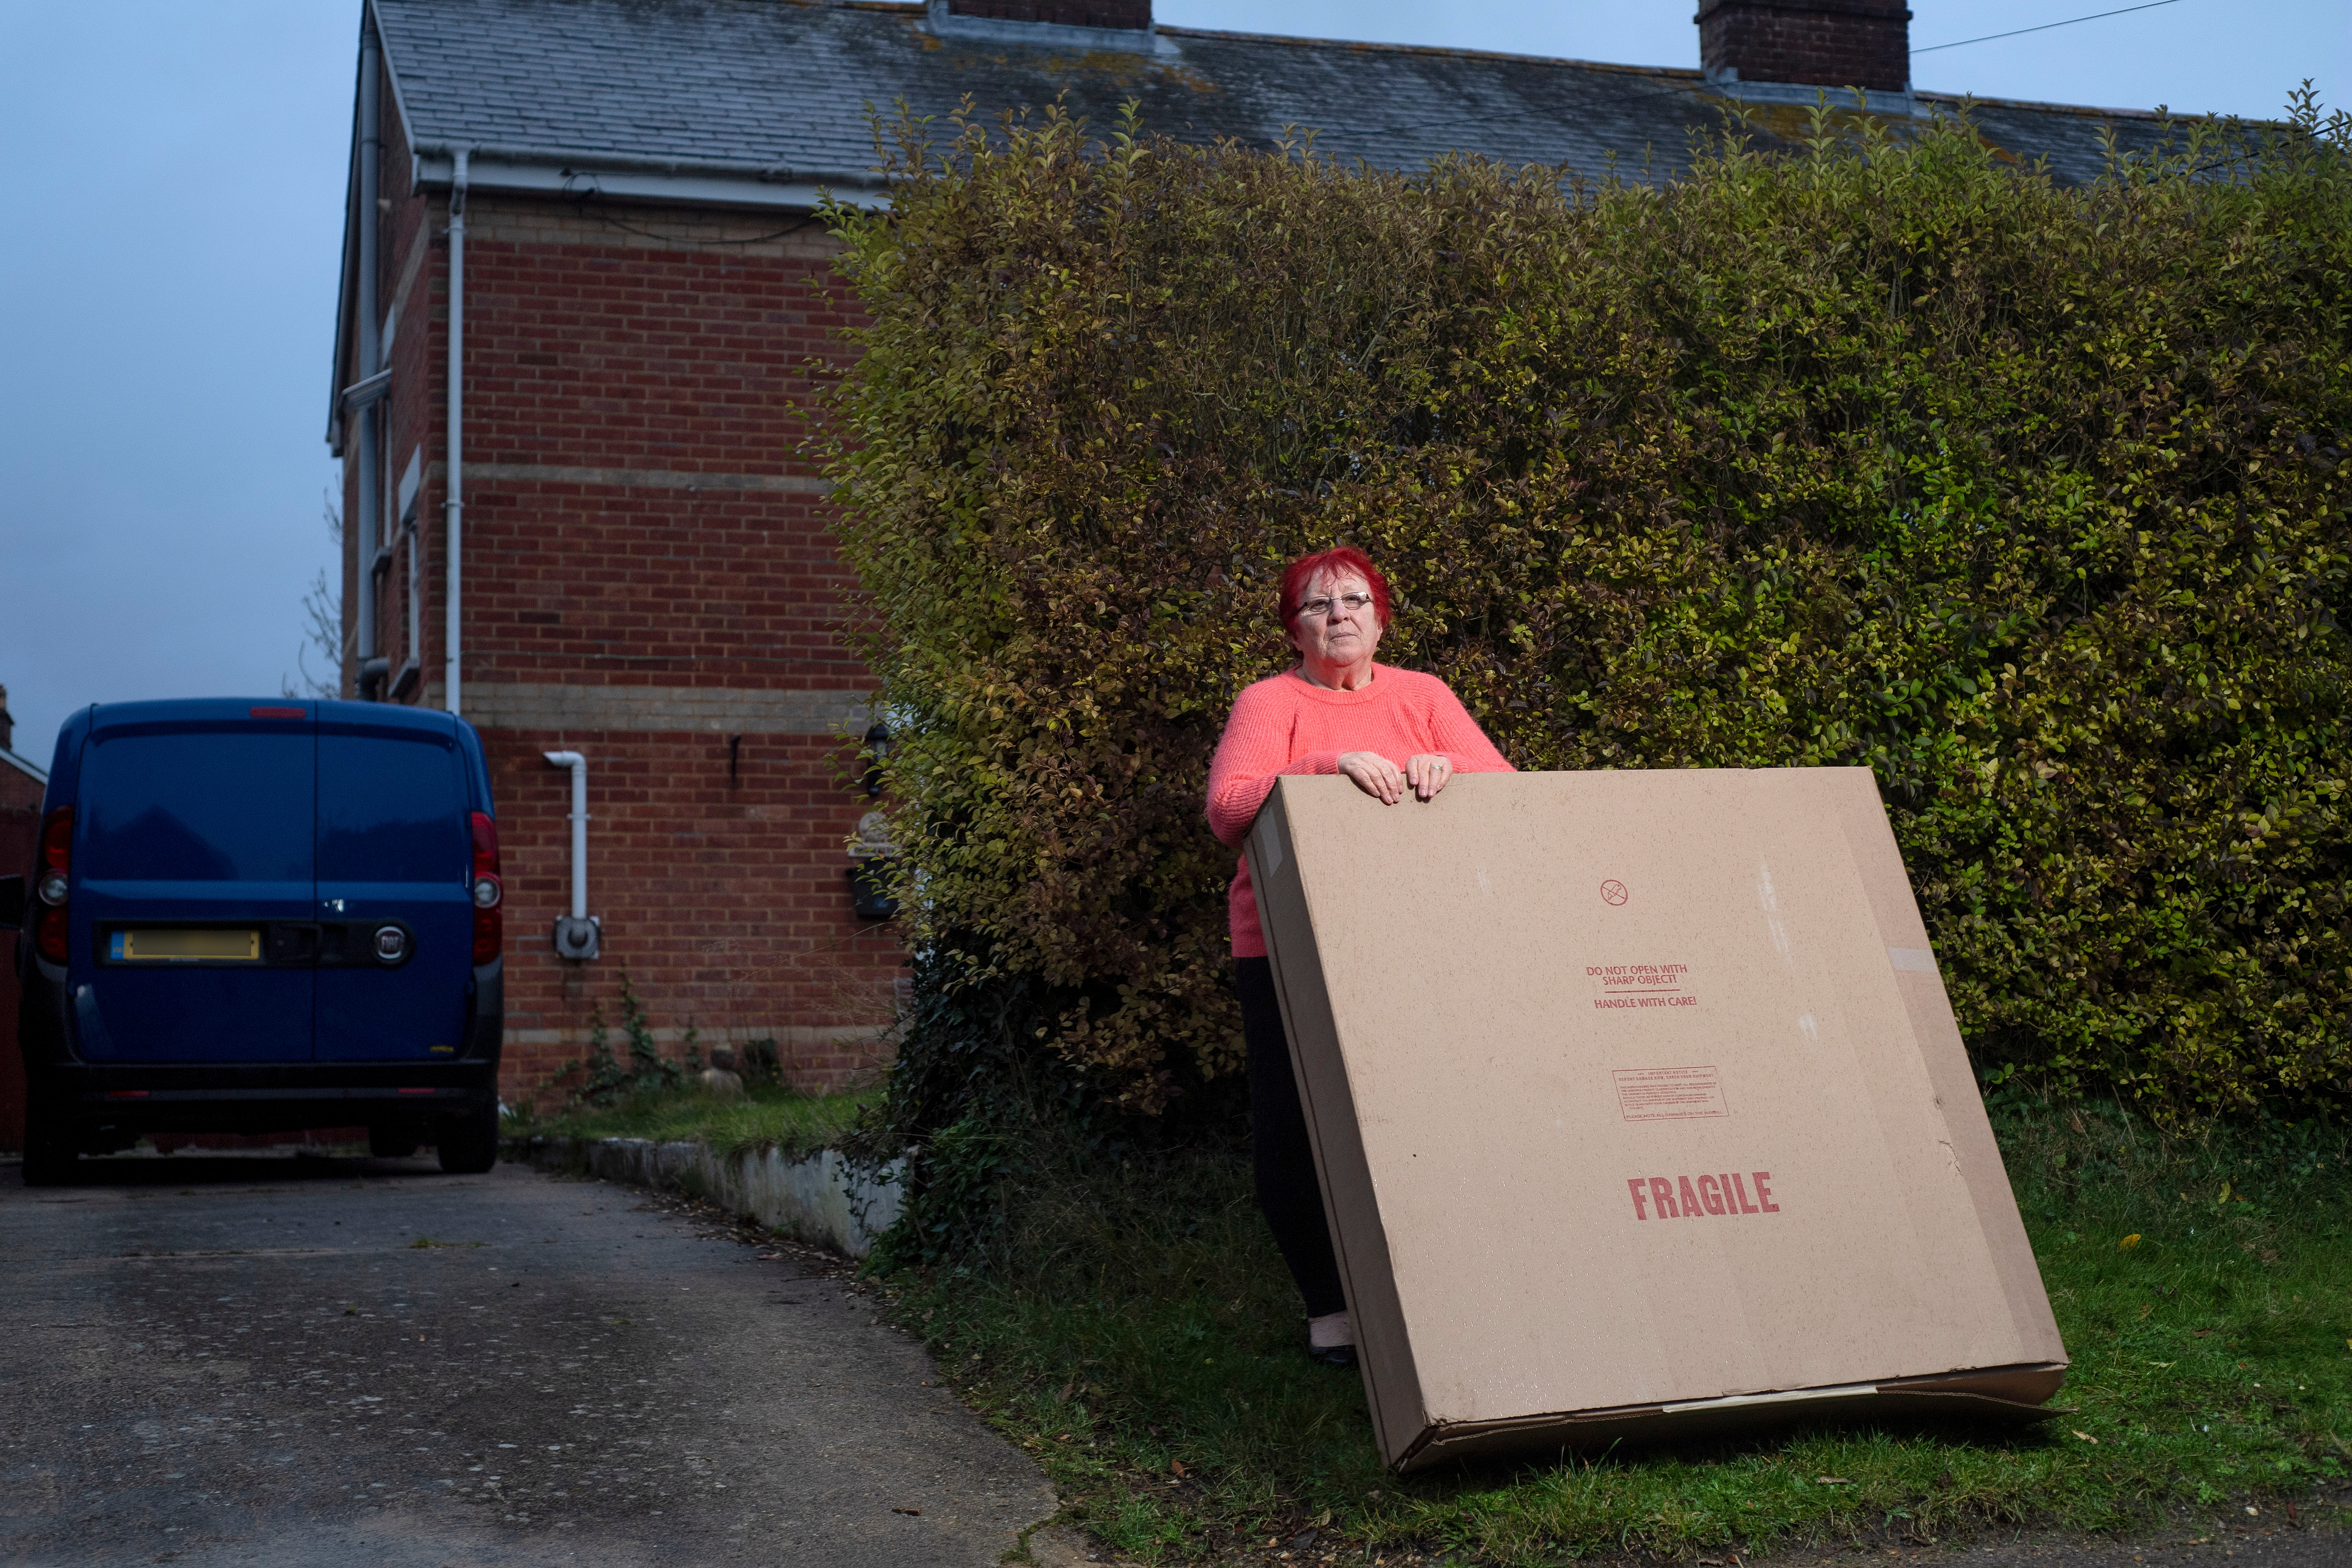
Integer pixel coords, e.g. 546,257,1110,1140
0,1151,1069,1567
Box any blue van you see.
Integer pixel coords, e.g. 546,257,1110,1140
3,699,504,1183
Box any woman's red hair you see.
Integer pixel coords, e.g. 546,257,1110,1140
1277,546,1392,632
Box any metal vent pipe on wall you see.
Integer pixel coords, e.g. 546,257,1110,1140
543,750,598,960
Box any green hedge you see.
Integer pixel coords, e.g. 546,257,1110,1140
822,99,2352,1121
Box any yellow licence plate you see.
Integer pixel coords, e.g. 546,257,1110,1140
111,929,261,962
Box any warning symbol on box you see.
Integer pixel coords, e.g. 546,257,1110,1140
1612,1065,1730,1122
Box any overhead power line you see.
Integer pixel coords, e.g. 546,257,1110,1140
1912,0,2184,55
1360,0,2197,139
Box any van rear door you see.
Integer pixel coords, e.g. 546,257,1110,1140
314,710,474,1062
71,702,317,1063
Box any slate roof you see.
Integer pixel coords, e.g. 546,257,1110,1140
369,0,2189,193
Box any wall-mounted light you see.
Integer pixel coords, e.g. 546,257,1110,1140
846,809,898,922
862,722,891,799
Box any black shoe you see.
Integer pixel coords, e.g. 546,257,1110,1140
1308,1343,1358,1369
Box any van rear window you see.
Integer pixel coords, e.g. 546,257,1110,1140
81,731,314,882
319,732,467,884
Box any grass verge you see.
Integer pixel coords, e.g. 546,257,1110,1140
511,1082,875,1162
874,1100,2352,1563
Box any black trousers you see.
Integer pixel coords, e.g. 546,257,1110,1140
1235,956,1349,1319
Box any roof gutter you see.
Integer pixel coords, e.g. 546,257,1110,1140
407,142,892,212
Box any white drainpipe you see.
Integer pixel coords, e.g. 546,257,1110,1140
353,24,381,681
444,147,470,717
543,750,598,960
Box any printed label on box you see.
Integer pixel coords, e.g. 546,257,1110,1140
1588,961,1697,1010
1612,1065,1730,1122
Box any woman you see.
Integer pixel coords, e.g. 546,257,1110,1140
1204,546,1514,1366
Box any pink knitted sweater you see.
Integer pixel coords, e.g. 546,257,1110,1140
1204,664,1514,957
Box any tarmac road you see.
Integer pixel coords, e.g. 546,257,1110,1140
0,1151,1068,1567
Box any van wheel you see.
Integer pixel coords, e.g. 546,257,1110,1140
22,1139,77,1186
369,1126,422,1159
22,1096,78,1187
436,1102,499,1175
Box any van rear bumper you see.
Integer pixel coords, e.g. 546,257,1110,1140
32,1061,502,1137
16,952,505,1138
34,1067,503,1114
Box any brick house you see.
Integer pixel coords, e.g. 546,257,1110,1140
328,0,2180,1107
2,686,52,1147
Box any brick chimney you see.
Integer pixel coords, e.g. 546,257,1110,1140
0,684,12,755
939,0,1150,31
1697,0,1911,91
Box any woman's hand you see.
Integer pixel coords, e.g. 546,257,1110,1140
1405,753,1454,801
1337,750,1405,804
1337,751,1453,803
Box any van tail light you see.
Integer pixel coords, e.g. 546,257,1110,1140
38,807,71,873
35,908,69,963
35,806,71,963
470,811,503,964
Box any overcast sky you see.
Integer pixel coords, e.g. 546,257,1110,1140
0,2,2342,765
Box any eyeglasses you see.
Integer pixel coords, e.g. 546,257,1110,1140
1293,592,1375,619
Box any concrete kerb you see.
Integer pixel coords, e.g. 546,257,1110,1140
506,1135,904,1258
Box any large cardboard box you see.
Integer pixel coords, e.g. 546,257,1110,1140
1246,768,2065,1471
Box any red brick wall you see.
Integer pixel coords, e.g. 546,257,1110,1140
449,216,849,482
0,765,41,830
0,762,43,1151
460,479,864,689
486,729,900,1103
342,86,445,703
442,211,864,693
343,72,905,1107
1697,0,1910,91
384,100,444,700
